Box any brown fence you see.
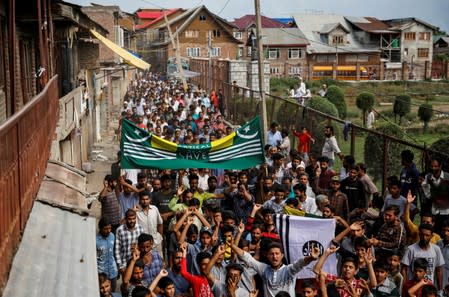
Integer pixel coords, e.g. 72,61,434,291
220,80,449,192
0,76,59,290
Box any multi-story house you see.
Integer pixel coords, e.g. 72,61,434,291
346,17,437,80
232,15,287,60
139,5,242,73
292,14,381,81
260,28,308,78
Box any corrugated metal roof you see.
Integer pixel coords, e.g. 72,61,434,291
345,16,394,33
232,15,286,29
292,14,381,54
2,202,98,297
262,28,308,46
3,161,98,297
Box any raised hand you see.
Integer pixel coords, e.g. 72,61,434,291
238,221,245,234
249,289,259,297
326,245,339,254
310,245,321,259
349,221,364,231
253,204,262,212
159,269,168,277
132,246,140,261
177,185,184,196
407,190,416,204
217,244,226,255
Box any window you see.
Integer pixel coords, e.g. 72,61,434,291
187,47,201,57
419,32,431,40
268,49,279,59
404,48,409,56
270,67,280,74
345,54,368,62
316,55,336,63
418,48,429,58
238,47,243,58
289,66,302,75
331,35,344,45
233,32,243,39
404,32,416,40
357,54,369,62
210,47,221,57
213,30,221,38
185,30,199,38
247,46,252,57
288,49,302,59
345,55,357,62
199,15,206,21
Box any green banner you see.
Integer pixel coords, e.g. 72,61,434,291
120,116,265,169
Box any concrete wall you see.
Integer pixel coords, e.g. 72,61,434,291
228,60,248,88
401,23,434,80
247,60,270,94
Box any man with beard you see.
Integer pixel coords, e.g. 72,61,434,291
115,209,144,276
136,192,164,258
367,206,406,257
328,176,350,221
322,126,343,169
422,157,449,235
152,174,176,221
293,183,317,215
167,250,190,296
401,223,445,291
340,165,366,211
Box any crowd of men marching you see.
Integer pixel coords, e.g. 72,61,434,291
96,72,449,297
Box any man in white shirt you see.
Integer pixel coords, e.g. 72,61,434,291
136,192,164,258
267,122,282,147
322,126,343,168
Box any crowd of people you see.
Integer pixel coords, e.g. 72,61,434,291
96,72,449,297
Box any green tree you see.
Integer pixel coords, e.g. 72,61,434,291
364,123,407,182
325,85,347,119
356,92,375,127
393,95,411,124
418,103,433,132
304,96,340,155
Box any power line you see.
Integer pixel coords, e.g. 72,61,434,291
217,0,231,15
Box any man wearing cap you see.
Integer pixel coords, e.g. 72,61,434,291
328,175,350,221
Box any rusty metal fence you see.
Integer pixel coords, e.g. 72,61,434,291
0,76,59,289
220,80,449,193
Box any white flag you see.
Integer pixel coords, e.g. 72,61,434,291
274,214,337,279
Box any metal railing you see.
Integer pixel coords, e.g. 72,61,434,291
220,80,449,192
0,76,59,290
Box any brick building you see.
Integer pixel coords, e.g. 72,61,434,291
138,5,243,72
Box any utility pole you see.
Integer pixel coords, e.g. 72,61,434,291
255,0,268,142
164,11,187,90
208,30,212,91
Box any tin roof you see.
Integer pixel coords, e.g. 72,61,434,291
262,28,308,46
232,15,286,30
2,161,97,297
345,16,394,33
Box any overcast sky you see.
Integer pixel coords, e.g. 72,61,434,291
68,0,449,33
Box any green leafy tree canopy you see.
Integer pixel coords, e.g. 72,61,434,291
325,85,347,119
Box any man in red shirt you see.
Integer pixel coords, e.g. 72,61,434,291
179,242,214,297
292,127,315,164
